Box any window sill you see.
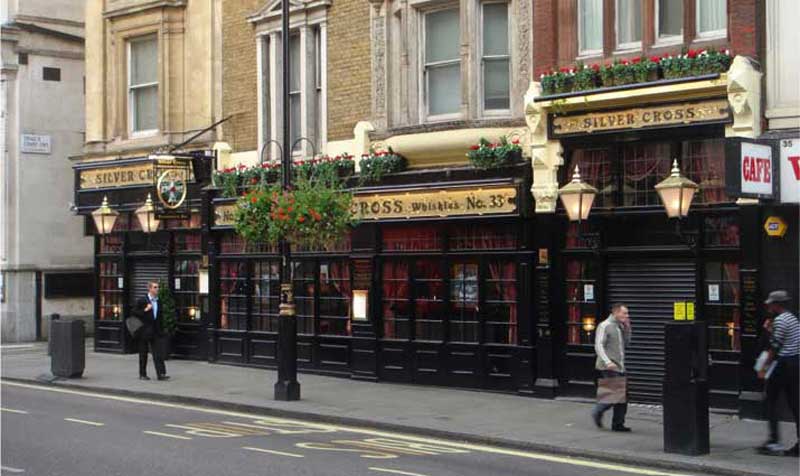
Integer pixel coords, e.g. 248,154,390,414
613,44,642,56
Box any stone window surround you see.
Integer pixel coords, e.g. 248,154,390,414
249,0,330,160
127,34,159,137
370,0,531,133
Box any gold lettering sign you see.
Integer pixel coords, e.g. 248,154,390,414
353,186,517,220
79,158,195,190
213,186,518,226
551,99,730,137
214,203,237,227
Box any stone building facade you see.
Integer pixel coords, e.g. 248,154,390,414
1,0,92,342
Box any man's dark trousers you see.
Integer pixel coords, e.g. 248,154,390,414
765,355,800,444
593,370,628,427
138,325,165,377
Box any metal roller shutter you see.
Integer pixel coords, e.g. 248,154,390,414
608,259,696,404
129,260,169,305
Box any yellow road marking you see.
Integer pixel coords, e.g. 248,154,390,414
243,446,305,458
2,380,695,476
64,418,104,427
369,468,428,476
143,430,193,440
0,407,28,414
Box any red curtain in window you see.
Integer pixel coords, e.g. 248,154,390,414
382,226,440,251
685,139,728,204
382,261,408,338
488,261,517,344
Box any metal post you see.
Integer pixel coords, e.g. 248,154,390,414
274,0,300,401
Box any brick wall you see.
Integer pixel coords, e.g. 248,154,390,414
532,0,761,77
327,0,371,141
222,0,260,153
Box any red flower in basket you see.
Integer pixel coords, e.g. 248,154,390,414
298,216,306,223
512,138,520,145
687,49,698,59
470,145,480,150
250,196,258,204
650,56,661,63
631,57,641,64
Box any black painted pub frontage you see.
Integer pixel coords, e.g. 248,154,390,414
74,120,798,414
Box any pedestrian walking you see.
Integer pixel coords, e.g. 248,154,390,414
591,303,632,432
757,290,799,456
131,281,170,381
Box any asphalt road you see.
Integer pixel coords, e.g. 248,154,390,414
1,381,696,476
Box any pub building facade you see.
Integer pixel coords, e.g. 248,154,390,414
74,0,797,417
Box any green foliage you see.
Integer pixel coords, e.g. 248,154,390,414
358,147,408,184
466,136,523,169
540,49,734,94
157,283,178,336
233,164,356,250
212,154,354,198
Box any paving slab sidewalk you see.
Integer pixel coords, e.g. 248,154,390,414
1,341,797,476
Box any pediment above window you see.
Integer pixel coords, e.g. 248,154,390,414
248,0,331,26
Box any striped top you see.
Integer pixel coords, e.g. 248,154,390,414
771,311,800,357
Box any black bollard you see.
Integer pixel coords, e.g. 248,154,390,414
663,321,710,455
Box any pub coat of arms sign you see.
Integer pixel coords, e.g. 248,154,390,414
150,154,194,219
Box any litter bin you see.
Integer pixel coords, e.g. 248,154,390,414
50,319,85,378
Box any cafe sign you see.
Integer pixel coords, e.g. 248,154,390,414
353,186,517,220
550,99,730,138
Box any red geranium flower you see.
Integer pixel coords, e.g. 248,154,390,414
470,145,479,150
298,216,306,223
250,196,258,204
512,139,520,145
650,56,661,63
591,63,600,71
631,57,641,64
687,49,698,59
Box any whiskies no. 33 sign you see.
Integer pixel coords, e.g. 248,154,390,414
352,186,517,220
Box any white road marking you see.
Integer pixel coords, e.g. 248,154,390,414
0,465,25,473
369,468,428,476
64,418,105,427
243,446,305,458
143,431,193,440
0,407,28,414
2,380,695,476
0,344,34,349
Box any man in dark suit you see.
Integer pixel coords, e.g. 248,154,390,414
132,281,169,381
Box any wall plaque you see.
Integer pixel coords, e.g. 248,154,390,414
353,186,517,220
214,202,237,227
550,99,730,138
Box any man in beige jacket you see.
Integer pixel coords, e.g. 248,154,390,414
591,303,632,432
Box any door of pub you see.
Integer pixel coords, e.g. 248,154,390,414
607,259,696,403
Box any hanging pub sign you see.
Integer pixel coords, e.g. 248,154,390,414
549,99,730,138
151,154,192,219
725,138,777,199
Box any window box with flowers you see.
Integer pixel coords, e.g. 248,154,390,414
233,166,356,251
539,49,733,96
467,136,523,169
212,154,355,198
358,147,408,184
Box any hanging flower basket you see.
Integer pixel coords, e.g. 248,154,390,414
233,171,356,251
466,136,523,169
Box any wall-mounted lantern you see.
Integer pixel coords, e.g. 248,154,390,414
135,193,160,233
91,195,119,235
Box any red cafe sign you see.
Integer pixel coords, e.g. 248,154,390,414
740,143,773,197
